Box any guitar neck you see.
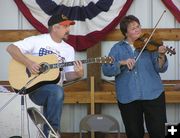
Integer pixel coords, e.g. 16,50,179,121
49,58,96,69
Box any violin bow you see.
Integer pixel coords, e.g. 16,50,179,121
135,10,166,63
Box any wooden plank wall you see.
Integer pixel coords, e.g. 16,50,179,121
0,28,180,104
1,80,180,104
0,28,180,138
0,28,179,41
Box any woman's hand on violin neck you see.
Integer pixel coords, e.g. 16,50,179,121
120,58,136,70
158,46,167,68
158,45,167,56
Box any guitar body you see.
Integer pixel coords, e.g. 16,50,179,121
8,54,114,94
9,54,60,94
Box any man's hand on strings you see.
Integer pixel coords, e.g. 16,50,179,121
27,60,41,74
73,61,84,78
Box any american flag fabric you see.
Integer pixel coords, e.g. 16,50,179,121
14,0,133,51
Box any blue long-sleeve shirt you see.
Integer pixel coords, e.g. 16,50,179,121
102,41,168,104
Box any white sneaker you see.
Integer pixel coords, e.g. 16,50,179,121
56,131,61,138
48,130,61,138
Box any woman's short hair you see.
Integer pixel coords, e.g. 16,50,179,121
120,15,140,38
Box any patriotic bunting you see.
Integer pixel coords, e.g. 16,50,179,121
14,0,133,51
162,0,180,23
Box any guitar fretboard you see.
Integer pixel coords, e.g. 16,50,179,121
49,58,96,69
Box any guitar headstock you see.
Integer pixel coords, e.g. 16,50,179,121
166,46,176,56
94,56,114,64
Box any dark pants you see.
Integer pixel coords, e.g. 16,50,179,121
118,92,167,138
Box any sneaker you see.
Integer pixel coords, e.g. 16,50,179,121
56,130,61,138
49,128,61,138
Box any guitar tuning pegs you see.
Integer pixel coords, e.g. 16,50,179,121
99,57,102,63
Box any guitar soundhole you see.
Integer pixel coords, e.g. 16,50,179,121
39,62,50,74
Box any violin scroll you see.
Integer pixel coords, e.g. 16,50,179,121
166,46,176,56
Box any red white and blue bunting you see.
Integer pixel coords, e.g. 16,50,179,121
14,0,133,51
162,0,180,23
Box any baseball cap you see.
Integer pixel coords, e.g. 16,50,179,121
48,14,75,26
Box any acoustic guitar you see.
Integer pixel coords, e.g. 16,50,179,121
8,54,113,94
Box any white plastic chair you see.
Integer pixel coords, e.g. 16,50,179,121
79,77,121,138
79,114,121,138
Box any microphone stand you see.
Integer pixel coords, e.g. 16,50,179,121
0,74,41,137
0,74,40,112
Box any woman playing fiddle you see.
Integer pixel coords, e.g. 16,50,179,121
102,15,168,138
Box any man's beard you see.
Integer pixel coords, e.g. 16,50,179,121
63,32,69,41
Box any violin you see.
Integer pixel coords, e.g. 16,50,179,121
133,10,175,64
134,33,176,56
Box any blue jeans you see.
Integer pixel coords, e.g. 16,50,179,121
29,84,64,136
